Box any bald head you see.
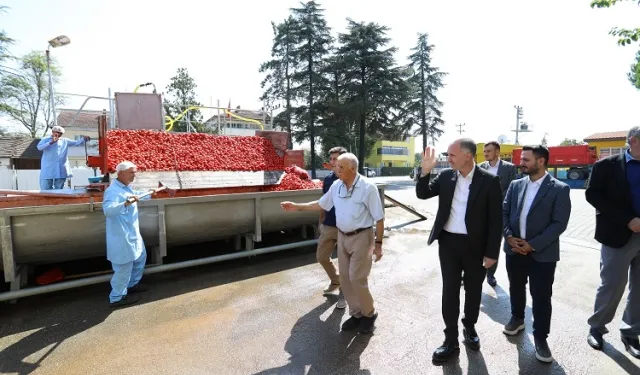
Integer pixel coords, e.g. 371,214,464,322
447,138,476,172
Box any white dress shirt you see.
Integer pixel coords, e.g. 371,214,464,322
487,160,500,176
519,173,548,239
443,166,475,235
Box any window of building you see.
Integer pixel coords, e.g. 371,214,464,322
377,146,409,156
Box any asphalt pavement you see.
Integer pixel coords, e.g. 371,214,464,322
0,177,637,375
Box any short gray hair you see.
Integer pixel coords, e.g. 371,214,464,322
456,138,477,155
116,161,137,173
628,126,640,144
338,152,359,170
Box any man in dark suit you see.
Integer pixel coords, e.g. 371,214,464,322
585,126,640,359
479,141,518,286
502,145,571,363
416,138,503,362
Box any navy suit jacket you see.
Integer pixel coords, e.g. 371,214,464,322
502,174,572,262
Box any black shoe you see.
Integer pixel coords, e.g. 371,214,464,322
341,316,362,331
621,336,640,359
534,337,553,363
463,326,480,351
359,313,378,334
487,275,497,287
128,283,149,294
109,294,139,308
432,340,460,362
587,329,603,350
503,317,525,336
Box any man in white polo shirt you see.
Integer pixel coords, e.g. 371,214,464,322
281,153,385,334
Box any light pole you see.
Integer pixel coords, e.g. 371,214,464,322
46,35,70,128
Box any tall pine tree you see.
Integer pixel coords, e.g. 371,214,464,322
404,33,447,151
259,17,299,148
338,19,409,172
289,1,332,178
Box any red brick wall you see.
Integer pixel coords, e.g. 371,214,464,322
256,131,288,157
284,150,304,168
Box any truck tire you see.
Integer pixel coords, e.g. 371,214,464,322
567,169,583,180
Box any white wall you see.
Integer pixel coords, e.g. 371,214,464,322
0,167,100,191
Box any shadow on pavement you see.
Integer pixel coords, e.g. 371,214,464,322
602,341,640,374
252,299,372,375
0,246,319,375
481,285,567,374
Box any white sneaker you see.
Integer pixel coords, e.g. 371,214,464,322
336,297,347,309
323,283,340,295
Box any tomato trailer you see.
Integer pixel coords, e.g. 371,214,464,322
512,145,597,181
0,92,388,302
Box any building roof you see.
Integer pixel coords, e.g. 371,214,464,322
203,108,271,125
56,109,113,129
583,131,627,142
0,136,42,159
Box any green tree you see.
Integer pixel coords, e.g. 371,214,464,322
0,51,65,138
289,1,333,178
0,6,15,78
163,67,206,133
591,0,640,89
403,33,448,151
337,19,410,173
559,138,583,146
259,17,300,149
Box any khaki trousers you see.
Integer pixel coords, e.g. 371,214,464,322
317,225,340,284
338,228,375,318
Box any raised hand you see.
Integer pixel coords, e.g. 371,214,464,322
421,147,437,174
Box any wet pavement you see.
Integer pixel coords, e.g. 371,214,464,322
1,182,638,375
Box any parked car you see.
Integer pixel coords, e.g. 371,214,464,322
363,167,376,178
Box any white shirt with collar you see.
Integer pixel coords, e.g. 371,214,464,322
318,174,385,233
443,165,475,235
519,172,548,239
487,159,500,176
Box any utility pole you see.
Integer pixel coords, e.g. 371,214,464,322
511,105,531,145
456,123,466,135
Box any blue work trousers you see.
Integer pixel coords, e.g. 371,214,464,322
109,250,147,303
40,178,66,190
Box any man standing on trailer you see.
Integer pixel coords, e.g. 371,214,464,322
502,145,571,363
36,125,90,190
281,153,385,334
317,146,347,309
103,161,158,307
585,126,640,359
479,141,518,287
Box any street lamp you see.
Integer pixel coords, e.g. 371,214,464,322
46,35,70,128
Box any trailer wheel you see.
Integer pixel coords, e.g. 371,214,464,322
567,170,583,180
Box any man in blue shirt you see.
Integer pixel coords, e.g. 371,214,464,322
586,126,640,358
36,125,90,190
317,146,347,306
103,161,158,307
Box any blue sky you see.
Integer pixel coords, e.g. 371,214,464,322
2,0,640,152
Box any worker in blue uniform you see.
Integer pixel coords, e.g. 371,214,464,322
103,161,158,307
36,125,90,190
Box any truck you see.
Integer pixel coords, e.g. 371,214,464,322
512,145,597,180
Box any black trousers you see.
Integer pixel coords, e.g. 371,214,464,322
438,231,487,341
505,253,557,340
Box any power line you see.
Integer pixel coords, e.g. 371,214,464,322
456,123,466,135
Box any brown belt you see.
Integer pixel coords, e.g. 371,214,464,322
339,227,372,236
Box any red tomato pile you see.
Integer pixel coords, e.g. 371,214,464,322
264,167,323,192
107,130,285,172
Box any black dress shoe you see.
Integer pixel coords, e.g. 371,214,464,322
463,326,481,351
622,336,640,359
433,341,460,362
359,313,378,334
587,330,603,350
487,275,497,287
341,316,362,331
109,294,139,308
